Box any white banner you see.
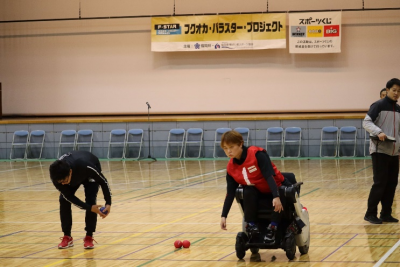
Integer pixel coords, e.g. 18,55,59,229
289,12,341,54
151,14,287,52
151,39,287,52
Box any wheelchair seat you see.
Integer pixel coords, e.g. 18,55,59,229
234,173,310,260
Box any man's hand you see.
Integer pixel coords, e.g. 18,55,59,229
378,132,387,141
91,205,107,218
220,217,227,230
273,197,283,213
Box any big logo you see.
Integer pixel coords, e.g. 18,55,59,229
324,25,340,37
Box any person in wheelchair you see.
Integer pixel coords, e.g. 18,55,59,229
219,130,293,243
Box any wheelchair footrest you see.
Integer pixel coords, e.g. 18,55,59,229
246,242,282,250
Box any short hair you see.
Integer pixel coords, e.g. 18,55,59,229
386,78,400,90
380,88,386,95
220,130,244,148
49,160,71,183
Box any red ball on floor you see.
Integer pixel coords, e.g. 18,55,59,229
174,240,182,248
182,240,190,248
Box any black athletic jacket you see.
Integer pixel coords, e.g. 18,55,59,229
363,96,400,156
221,146,279,218
52,151,112,211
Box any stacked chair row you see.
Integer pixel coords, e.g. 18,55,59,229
320,126,361,157
58,129,95,157
10,130,46,159
58,129,144,159
267,126,362,158
9,126,363,160
164,127,250,159
106,129,144,159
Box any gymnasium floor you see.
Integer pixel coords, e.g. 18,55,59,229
0,158,399,266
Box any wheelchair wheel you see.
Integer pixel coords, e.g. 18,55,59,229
285,234,296,260
250,247,259,254
235,232,247,260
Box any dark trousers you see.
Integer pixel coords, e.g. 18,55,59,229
60,180,99,236
243,186,285,224
366,153,399,217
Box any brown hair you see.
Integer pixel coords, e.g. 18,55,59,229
220,130,244,148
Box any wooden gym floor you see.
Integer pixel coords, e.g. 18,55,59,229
0,158,399,267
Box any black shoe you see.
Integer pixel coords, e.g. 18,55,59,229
246,223,259,241
364,215,382,224
380,215,399,223
263,224,277,243
246,223,259,234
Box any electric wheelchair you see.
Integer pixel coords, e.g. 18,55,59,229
234,173,310,260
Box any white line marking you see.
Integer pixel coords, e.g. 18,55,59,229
0,165,42,173
0,221,241,225
1,221,398,226
124,167,184,172
181,169,225,182
304,176,373,182
373,239,400,267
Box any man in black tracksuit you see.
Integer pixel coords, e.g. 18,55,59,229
363,78,400,224
49,151,112,248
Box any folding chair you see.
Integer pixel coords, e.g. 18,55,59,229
57,130,77,158
266,127,284,157
165,129,185,158
107,129,126,159
125,129,144,159
27,130,46,159
75,129,93,152
364,130,370,157
338,126,357,157
213,128,232,158
234,127,250,146
184,128,203,158
10,130,29,159
320,126,339,157
283,127,302,158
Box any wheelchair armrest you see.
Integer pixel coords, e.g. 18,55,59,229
235,183,302,203
279,184,301,204
235,185,244,201
292,182,303,187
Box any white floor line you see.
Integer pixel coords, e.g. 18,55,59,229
0,165,42,173
0,185,227,192
373,239,400,267
313,223,395,226
123,167,184,173
0,221,240,225
181,169,225,181
304,176,373,182
1,221,398,226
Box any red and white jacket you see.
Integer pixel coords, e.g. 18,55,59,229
227,146,284,193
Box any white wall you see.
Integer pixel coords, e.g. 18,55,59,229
0,0,399,115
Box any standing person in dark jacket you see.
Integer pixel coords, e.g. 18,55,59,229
49,151,112,249
363,78,400,224
219,130,289,243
